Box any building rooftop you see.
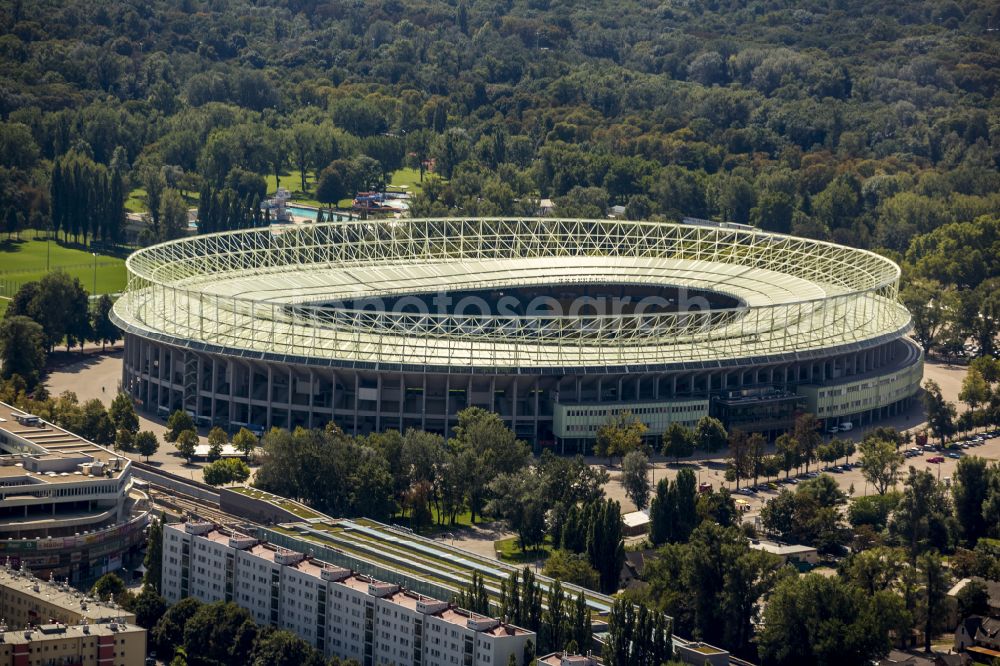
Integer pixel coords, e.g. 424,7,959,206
0,566,134,624
0,620,143,645
622,510,650,529
0,402,129,485
183,525,530,636
748,540,817,556
538,653,604,666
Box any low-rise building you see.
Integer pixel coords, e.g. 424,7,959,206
0,564,135,627
0,620,146,666
163,521,535,665
621,510,650,537
748,540,819,566
0,563,144,666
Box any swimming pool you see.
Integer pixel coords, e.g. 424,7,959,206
285,205,351,222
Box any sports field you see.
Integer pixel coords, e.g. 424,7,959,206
0,237,128,298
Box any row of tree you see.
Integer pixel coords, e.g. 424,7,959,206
50,151,126,245
0,271,120,387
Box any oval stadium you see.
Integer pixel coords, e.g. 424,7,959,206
112,218,923,451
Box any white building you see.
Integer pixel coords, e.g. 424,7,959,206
163,522,534,665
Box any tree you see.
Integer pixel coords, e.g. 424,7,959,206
181,601,258,666
959,368,990,416
135,430,159,462
316,161,351,204
542,550,600,590
207,426,227,461
9,271,90,352
955,579,990,619
452,407,530,520
900,279,955,354
889,468,956,558
542,579,566,653
250,628,324,666
456,571,491,615
620,450,651,510
175,428,198,463
203,458,251,486
0,315,46,387
917,551,952,653
760,476,849,553
232,427,258,460
109,392,139,435
649,469,699,546
586,499,625,594
662,422,695,463
952,456,991,546
858,438,904,495
156,188,188,242
79,398,114,446
91,572,127,602
695,416,728,454
165,410,195,442
90,294,120,350
775,433,800,479
572,590,591,654
152,597,202,659
133,585,168,629
923,380,957,445
486,468,547,553
145,515,163,593
649,478,676,546
594,411,646,464
727,429,753,489
793,413,822,474
757,574,900,666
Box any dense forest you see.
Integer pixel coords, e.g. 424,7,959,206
2,0,1000,330
1,0,998,240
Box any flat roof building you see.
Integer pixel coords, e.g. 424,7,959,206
0,621,146,666
0,402,149,582
0,563,144,666
748,540,819,565
163,521,535,665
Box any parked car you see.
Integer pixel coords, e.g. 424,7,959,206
927,456,944,464
947,452,962,459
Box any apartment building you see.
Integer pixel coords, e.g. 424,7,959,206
0,621,146,666
0,564,145,666
163,522,534,666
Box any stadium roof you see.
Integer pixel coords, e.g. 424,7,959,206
113,218,910,372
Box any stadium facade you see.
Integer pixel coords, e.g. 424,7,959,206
112,218,922,450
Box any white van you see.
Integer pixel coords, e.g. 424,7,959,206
839,422,853,432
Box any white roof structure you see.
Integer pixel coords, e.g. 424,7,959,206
113,218,909,373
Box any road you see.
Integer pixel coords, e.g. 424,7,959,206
45,346,219,479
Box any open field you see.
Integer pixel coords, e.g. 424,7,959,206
125,187,199,214
0,238,127,296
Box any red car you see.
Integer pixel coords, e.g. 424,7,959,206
927,456,944,464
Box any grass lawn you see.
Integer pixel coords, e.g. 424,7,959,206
125,187,199,214
125,187,147,213
389,166,425,194
495,535,555,564
0,238,127,296
272,166,426,210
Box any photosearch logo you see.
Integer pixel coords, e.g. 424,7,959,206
322,286,723,338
